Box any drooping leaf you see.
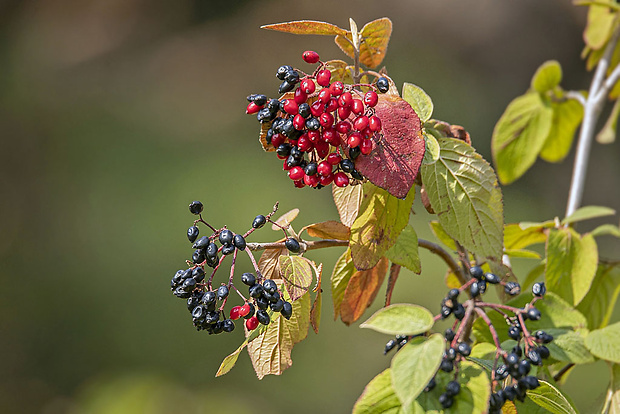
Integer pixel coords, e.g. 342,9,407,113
246,292,311,379
340,256,389,325
333,184,363,227
278,255,314,301
504,223,548,250
360,304,434,336
583,0,616,50
596,97,620,144
261,20,348,36
591,223,620,237
421,137,504,261
429,221,457,250
331,249,356,319
531,60,563,93
561,205,616,225
216,337,250,377
391,334,445,410
303,220,350,240
526,380,579,414
352,369,407,414
258,245,287,280
310,262,323,334
402,83,433,122
585,321,620,363
355,95,425,199
350,183,415,270
491,92,553,184
385,225,421,274
334,18,393,69
545,228,598,306
271,208,299,230
540,98,584,163
544,328,594,364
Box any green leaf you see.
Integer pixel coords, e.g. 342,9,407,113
246,292,311,379
391,334,445,410
421,137,504,261
540,98,584,163
577,264,620,329
519,220,555,230
402,83,433,122
385,225,421,274
608,363,620,414
504,249,541,259
585,321,620,363
260,20,348,36
278,255,314,301
216,337,250,377
527,380,578,414
591,223,620,237
561,205,616,225
412,361,490,414
531,60,562,93
583,0,616,50
491,92,553,184
422,132,440,165
545,228,598,306
596,97,620,144
544,328,595,364
353,369,409,414
504,223,548,250
350,183,415,270
331,249,356,319
360,304,434,336
429,221,457,250
522,261,545,292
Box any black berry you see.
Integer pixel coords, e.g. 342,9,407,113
222,244,235,255
285,238,301,253
527,307,541,321
241,272,256,286
217,285,229,300
457,342,471,356
263,279,278,294
252,215,266,229
219,229,234,245
485,272,501,284
504,281,521,296
376,77,389,93
445,381,461,397
256,309,270,325
233,234,247,250
447,288,460,300
532,282,546,297
187,226,199,243
444,328,455,341
189,201,203,215
281,301,293,319
470,266,484,280
193,236,210,249
222,319,235,332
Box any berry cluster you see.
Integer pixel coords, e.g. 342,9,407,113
246,50,391,189
170,201,294,334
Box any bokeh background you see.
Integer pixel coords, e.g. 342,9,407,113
1,0,619,413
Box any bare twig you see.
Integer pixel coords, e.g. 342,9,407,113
553,363,575,382
246,239,349,252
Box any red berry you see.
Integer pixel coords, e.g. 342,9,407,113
271,133,285,148
334,172,350,187
319,112,334,128
298,135,313,152
354,115,369,131
338,92,353,108
337,105,351,120
369,115,382,132
304,174,320,187
294,87,307,104
246,102,263,114
315,140,330,158
316,69,331,87
336,120,352,134
283,99,298,115
293,114,306,130
283,159,292,171
239,303,251,317
318,88,331,104
319,173,334,185
347,131,362,148
327,153,342,165
360,138,373,155
246,316,259,330
364,90,379,107
322,128,339,145
329,81,344,96
308,130,320,142
311,100,324,117
351,99,365,115
302,50,320,64
301,79,316,94
288,166,304,181
230,306,241,320
317,161,333,176
325,97,339,113
294,180,305,188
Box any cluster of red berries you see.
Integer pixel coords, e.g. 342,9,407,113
246,50,390,189
170,200,292,334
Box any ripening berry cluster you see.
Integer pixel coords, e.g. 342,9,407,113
169,201,293,334
246,50,391,189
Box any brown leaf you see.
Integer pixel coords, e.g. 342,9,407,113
271,208,299,230
355,94,425,199
259,121,275,152
258,245,287,280
332,184,363,227
448,125,472,145
261,20,348,36
340,256,389,325
303,220,350,240
310,263,323,334
278,255,314,301
334,18,392,69
420,185,435,214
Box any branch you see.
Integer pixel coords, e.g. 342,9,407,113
418,239,467,285
553,363,575,382
246,239,349,252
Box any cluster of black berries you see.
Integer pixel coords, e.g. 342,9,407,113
383,334,423,355
423,376,462,409
246,50,391,189
239,271,293,331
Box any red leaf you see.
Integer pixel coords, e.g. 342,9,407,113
355,95,425,199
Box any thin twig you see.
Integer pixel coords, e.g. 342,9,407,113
553,363,575,382
246,239,349,252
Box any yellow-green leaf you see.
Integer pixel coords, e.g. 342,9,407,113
531,60,563,93
385,225,421,274
544,328,594,364
421,137,504,261
540,98,584,162
591,223,620,237
504,223,548,250
527,380,579,414
360,304,434,336
333,184,363,227
422,131,440,165
585,321,620,363
331,249,356,319
583,0,616,50
429,221,457,250
353,369,407,414
402,83,433,122
561,205,616,225
504,248,541,259
492,92,553,184
278,255,314,301
216,337,250,377
261,20,348,36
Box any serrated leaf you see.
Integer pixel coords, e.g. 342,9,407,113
385,225,421,274
216,337,250,377
422,132,440,165
540,98,584,162
350,183,415,270
278,255,314,301
334,18,393,69
303,220,350,240
355,95,425,199
504,223,548,250
561,205,616,225
391,334,445,410
585,321,620,363
310,262,323,334
545,228,598,305
429,221,457,250
491,92,553,184
402,83,433,122
360,304,434,335
527,380,578,414
421,137,504,261
591,223,620,237
331,249,355,319
531,60,563,93
597,97,620,144
258,245,287,280
261,20,348,36
246,292,310,379
545,328,594,364
340,257,389,325
271,208,299,230
583,1,616,50
353,369,408,414
333,184,363,227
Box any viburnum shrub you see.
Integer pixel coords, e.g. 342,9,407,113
170,8,620,414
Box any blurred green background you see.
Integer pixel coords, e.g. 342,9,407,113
1,0,619,413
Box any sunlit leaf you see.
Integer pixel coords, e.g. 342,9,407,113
385,225,421,274
352,369,405,414
540,98,584,163
583,0,616,50
527,380,578,414
561,205,616,225
402,83,433,122
216,337,250,377
261,20,348,36
278,255,314,301
492,92,553,184
504,249,541,259
531,60,563,93
422,132,440,165
429,221,457,250
334,18,393,69
271,208,299,230
421,137,504,261
350,183,415,270
544,328,594,364
331,249,356,319
303,220,350,240
596,97,620,144
504,223,548,250
340,256,389,325
360,304,434,335
258,245,287,280
585,321,620,363
333,184,363,227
